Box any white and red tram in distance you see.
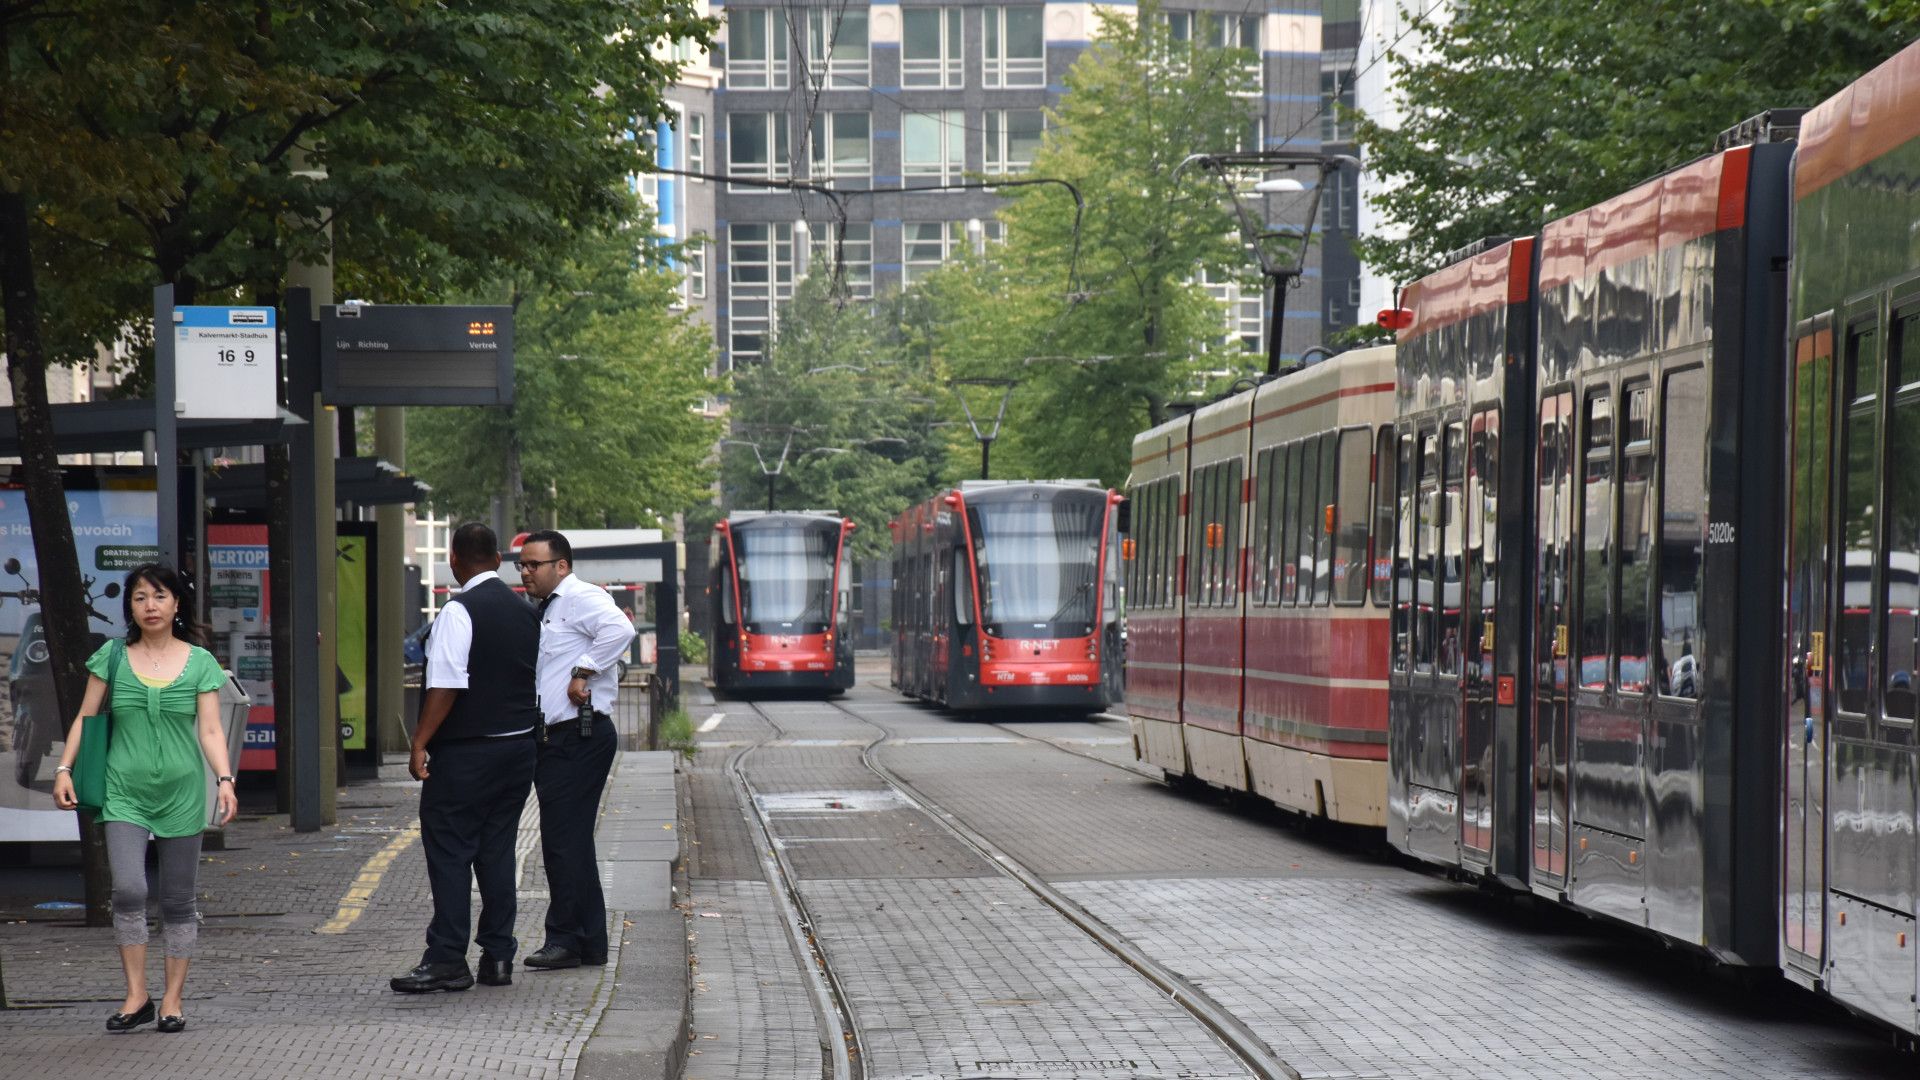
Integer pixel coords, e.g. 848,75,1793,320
1126,345,1397,825
889,480,1125,711
708,511,857,694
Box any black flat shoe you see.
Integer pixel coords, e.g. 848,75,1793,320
157,1013,186,1033
106,998,154,1032
522,945,580,970
389,961,475,993
477,956,512,986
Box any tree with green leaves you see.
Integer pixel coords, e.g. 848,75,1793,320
722,275,949,562
1355,0,1920,283
1,0,711,937
924,0,1271,489
408,225,719,530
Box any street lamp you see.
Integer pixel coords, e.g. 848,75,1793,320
1175,150,1361,378
950,377,1018,481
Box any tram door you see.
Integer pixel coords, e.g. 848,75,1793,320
1784,326,1834,974
1533,390,1575,890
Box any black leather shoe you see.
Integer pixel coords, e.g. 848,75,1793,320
389,961,475,993
157,1013,187,1033
106,998,154,1032
522,945,581,970
477,956,512,986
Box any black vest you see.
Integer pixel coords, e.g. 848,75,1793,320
433,576,541,744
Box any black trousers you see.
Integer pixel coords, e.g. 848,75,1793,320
535,712,618,957
420,734,536,965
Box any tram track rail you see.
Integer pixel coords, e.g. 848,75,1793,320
720,690,1301,1080
722,711,865,1080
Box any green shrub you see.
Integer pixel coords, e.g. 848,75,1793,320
657,707,698,761
679,630,709,665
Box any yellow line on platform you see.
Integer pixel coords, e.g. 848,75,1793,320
314,821,421,934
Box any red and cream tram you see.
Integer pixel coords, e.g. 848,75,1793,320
889,480,1125,711
708,511,856,694
1125,345,1397,825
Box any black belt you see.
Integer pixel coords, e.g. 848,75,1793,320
538,712,610,745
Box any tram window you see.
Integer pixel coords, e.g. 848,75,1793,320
1313,433,1338,605
1436,423,1465,676
1469,410,1500,682
1223,457,1245,606
1280,442,1304,605
954,548,973,624
1293,437,1321,608
721,571,737,626
1392,432,1415,671
1188,467,1208,605
1265,449,1287,604
1371,425,1395,607
1658,369,1707,700
1837,326,1882,715
1415,429,1439,671
1884,311,1920,723
1617,383,1653,694
1140,481,1158,608
1333,428,1371,606
1578,392,1614,691
1159,479,1175,608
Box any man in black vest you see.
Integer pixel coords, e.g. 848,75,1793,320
391,523,541,993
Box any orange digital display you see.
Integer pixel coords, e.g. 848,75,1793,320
467,321,496,336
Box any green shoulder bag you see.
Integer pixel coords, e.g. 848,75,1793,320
72,641,123,814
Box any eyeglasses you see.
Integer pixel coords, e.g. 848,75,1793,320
518,558,562,571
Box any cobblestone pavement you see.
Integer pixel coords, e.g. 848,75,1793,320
0,766,620,1080
684,676,1914,1079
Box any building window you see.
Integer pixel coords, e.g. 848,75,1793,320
903,221,964,285
686,114,706,176
728,112,791,189
1197,266,1264,353
1207,13,1260,50
808,111,871,180
903,7,963,89
985,109,1043,174
1164,10,1195,44
1322,69,1355,143
809,222,873,298
727,9,788,90
686,244,707,300
806,8,869,89
903,110,965,184
728,223,796,364
1238,115,1265,154
984,6,1044,89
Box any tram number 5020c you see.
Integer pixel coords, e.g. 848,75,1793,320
1706,521,1737,545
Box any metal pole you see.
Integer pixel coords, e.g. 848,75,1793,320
766,472,775,512
1264,271,1290,378
980,438,990,481
154,285,179,567
284,287,324,832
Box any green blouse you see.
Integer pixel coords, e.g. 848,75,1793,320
87,640,227,838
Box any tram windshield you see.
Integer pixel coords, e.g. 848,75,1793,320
736,524,838,632
966,492,1107,638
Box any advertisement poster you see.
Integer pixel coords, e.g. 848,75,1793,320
336,531,369,753
0,468,157,842
207,523,276,771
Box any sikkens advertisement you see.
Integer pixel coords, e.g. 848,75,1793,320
0,468,157,842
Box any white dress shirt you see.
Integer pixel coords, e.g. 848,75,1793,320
424,569,533,736
536,572,637,725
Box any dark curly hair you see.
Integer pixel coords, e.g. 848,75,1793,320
120,562,207,646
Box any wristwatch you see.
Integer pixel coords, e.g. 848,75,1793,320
571,667,598,680
217,775,236,785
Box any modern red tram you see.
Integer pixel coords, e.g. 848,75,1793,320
889,481,1124,711
708,511,856,694
1126,345,1397,826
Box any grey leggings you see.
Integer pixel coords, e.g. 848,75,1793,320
105,821,202,958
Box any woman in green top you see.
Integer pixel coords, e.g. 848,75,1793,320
51,563,237,1034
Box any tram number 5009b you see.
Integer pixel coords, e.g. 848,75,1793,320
1707,521,1737,545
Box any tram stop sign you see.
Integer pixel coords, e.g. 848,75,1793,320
320,303,514,407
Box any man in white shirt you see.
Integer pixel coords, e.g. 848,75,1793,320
392,522,539,993
515,529,636,970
